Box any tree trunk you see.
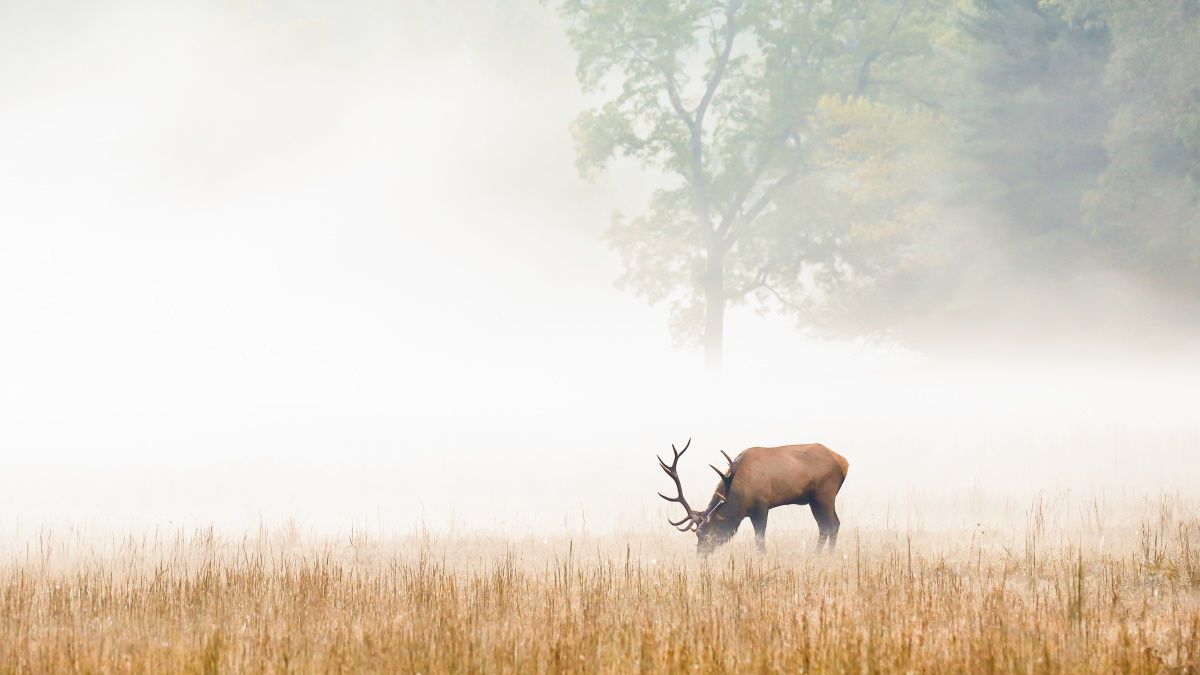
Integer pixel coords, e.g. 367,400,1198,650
703,257,725,372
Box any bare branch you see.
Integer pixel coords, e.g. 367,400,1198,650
743,169,799,225
728,268,768,301
717,130,790,238
718,164,806,253
760,281,806,313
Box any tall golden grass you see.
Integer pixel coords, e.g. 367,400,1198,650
2,495,1197,673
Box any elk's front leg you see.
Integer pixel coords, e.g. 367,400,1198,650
749,509,768,554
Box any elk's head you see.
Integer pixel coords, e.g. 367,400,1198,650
657,439,738,555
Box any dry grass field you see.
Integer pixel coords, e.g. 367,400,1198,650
2,495,1198,674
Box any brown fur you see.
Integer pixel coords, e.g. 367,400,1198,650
670,444,849,555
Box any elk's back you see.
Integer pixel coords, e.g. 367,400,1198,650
730,444,848,509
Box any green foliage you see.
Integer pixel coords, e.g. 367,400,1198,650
798,95,956,335
1080,0,1200,291
956,0,1111,269
559,0,951,354
561,0,1200,355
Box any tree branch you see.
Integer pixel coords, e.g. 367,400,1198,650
759,280,805,312
688,1,741,234
629,43,697,134
728,267,768,301
625,3,742,236
854,0,910,97
722,163,805,250
695,0,740,129
717,127,793,238
729,270,806,312
664,75,695,133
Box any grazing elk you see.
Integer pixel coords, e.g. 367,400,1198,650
657,439,849,555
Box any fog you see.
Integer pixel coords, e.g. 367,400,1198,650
2,1,1197,540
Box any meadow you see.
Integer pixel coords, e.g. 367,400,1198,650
1,494,1197,674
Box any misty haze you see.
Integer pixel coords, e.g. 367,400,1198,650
1,1,1198,672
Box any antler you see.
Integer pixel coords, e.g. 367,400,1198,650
709,449,737,496
657,439,699,531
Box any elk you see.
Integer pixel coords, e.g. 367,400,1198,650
657,439,849,555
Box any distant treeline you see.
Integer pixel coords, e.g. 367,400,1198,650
558,0,1200,360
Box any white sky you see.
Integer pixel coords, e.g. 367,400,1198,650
2,1,1196,537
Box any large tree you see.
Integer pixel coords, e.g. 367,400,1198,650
559,0,944,368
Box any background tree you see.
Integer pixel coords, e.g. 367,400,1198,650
1074,0,1200,295
560,0,947,368
847,0,1117,343
955,0,1111,275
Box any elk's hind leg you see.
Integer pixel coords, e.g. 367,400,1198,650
749,509,768,554
809,499,841,553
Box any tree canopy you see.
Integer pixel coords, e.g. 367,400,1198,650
559,0,1200,364
560,0,948,367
